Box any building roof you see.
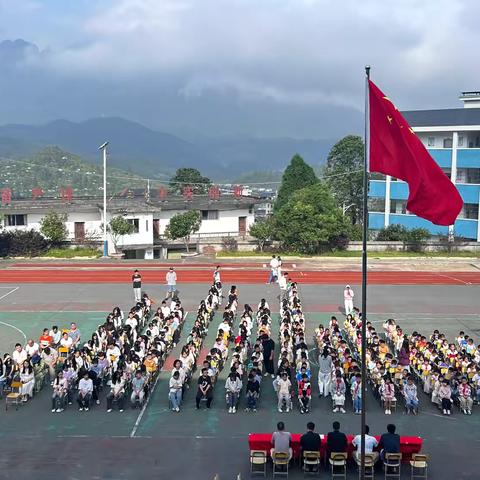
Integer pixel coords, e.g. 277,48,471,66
403,108,480,127
0,195,261,214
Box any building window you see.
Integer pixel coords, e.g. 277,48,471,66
458,136,464,147
442,168,451,180
456,168,480,184
368,198,385,213
390,200,407,215
427,137,435,147
459,204,479,220
443,138,453,148
201,210,219,220
5,214,26,226
127,218,140,233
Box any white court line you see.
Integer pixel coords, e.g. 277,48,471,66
0,286,19,301
0,321,27,341
130,311,188,438
436,273,471,285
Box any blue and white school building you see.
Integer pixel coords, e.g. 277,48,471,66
369,91,480,240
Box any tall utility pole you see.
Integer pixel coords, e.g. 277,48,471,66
98,142,109,257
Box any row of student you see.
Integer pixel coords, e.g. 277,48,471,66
52,293,182,412
383,319,477,416
167,282,234,412
342,312,420,416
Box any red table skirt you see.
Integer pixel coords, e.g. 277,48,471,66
248,433,422,462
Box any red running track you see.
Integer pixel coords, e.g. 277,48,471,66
1,269,480,284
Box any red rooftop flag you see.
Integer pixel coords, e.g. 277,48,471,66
369,80,463,226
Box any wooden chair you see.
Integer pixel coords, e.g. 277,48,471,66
384,453,402,479
272,452,289,478
303,451,321,476
5,381,23,411
354,453,377,479
329,452,347,479
250,450,267,477
410,454,428,479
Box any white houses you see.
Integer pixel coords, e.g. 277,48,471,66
0,195,259,259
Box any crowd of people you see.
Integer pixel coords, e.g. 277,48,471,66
1,284,187,413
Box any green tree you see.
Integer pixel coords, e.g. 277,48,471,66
275,154,318,211
165,210,201,252
39,211,68,244
169,168,212,194
249,218,274,252
108,216,135,252
376,224,409,241
324,135,364,225
273,182,352,254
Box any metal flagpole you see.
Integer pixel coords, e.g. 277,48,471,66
360,65,371,480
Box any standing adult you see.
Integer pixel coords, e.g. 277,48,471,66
166,267,177,299
398,339,410,372
132,269,142,303
267,255,279,284
318,346,333,398
344,285,354,316
213,265,221,284
278,272,289,303
277,256,283,277
261,333,275,378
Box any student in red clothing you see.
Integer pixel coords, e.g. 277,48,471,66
39,329,53,350
297,373,312,414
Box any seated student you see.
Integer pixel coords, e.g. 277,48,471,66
169,370,183,412
50,326,61,347
331,371,347,413
326,421,348,461
39,328,53,350
403,376,419,414
271,421,292,461
438,379,453,415
106,371,126,413
297,373,312,414
19,360,35,402
458,377,473,415
351,373,363,414
225,371,242,414
131,371,146,407
378,424,400,461
51,371,68,412
300,421,321,458
196,368,213,409
380,376,396,415
273,372,292,413
352,425,379,463
245,372,260,412
77,372,93,411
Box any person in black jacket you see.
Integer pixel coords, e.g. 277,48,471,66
326,421,348,464
300,421,321,452
378,424,400,461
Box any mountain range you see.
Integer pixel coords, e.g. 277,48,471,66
0,117,337,180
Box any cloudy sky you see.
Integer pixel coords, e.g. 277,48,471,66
0,0,478,138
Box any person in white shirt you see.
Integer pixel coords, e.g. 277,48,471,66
20,360,35,401
77,372,93,411
160,300,171,318
344,285,355,315
278,273,289,302
267,255,279,284
12,344,28,365
273,372,292,412
225,372,243,413
213,265,221,284
166,267,177,298
169,371,183,412
352,425,379,463
25,339,40,357
50,326,62,346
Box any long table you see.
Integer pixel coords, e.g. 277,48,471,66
248,433,422,462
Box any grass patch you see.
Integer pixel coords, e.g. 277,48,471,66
44,247,102,258
217,250,480,258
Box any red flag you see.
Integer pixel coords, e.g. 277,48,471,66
369,80,463,226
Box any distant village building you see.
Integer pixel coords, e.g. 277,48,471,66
0,194,260,259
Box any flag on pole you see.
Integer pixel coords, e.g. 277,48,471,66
368,80,463,226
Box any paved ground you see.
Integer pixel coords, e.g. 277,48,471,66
0,280,479,479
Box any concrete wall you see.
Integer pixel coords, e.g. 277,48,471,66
347,240,480,252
